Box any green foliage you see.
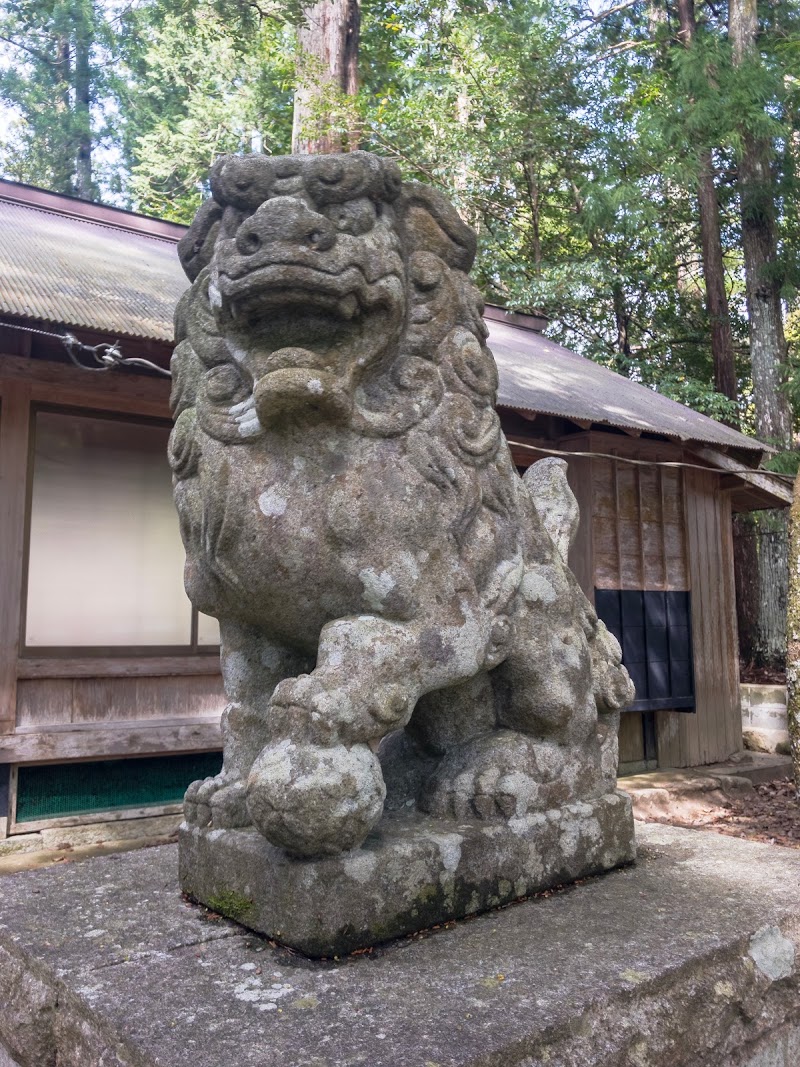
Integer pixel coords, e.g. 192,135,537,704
354,0,756,419
2,0,800,443
115,0,295,220
0,0,114,197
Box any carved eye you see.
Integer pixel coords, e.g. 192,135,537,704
205,364,246,404
410,251,444,292
241,230,261,254
316,157,345,185
325,198,377,236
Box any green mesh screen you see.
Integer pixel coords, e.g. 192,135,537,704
16,752,223,823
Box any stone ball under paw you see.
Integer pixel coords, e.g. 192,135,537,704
245,740,386,857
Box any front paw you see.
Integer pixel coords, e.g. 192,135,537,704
184,774,250,829
269,675,340,743
269,674,413,745
246,741,386,857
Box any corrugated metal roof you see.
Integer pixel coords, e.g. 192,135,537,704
489,320,765,454
0,198,187,342
0,188,766,455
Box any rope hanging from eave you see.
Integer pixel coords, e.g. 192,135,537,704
1,321,788,488
508,439,796,486
0,321,172,378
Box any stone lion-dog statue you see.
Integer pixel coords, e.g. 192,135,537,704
170,151,633,860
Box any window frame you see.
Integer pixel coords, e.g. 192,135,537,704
19,402,219,658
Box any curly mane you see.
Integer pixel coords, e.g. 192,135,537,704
174,157,515,550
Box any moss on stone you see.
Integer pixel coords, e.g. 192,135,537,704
206,889,255,923
415,883,439,905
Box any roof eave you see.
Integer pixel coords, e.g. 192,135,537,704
497,402,769,459
0,311,174,348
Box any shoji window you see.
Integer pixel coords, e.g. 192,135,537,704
24,409,219,651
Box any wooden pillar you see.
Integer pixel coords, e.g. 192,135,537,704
0,381,31,736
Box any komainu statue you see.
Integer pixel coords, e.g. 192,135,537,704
172,152,636,955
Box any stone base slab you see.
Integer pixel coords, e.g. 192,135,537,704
178,790,636,956
2,824,800,1067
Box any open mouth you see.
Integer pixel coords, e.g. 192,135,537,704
217,264,370,324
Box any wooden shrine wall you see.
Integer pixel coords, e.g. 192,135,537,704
0,353,225,771
515,430,742,770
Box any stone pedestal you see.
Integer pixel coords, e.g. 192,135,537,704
178,791,636,956
2,825,800,1067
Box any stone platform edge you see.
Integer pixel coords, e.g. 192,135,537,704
178,789,636,956
2,825,800,1067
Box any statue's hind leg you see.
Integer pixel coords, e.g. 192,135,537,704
406,672,497,756
382,672,496,813
421,561,607,820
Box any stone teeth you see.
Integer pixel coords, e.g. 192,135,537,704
339,294,359,319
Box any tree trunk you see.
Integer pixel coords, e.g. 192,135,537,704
292,0,360,154
53,36,74,194
612,282,631,374
755,513,789,666
698,150,738,414
734,509,788,670
733,512,760,666
785,473,800,792
73,5,93,200
728,0,791,679
729,0,792,450
522,157,542,271
676,0,738,422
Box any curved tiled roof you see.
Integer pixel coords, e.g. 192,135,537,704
0,180,766,455
0,189,186,342
488,320,764,454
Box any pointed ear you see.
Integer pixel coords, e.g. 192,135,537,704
399,182,477,273
178,199,223,282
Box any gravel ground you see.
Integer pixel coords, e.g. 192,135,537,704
673,776,800,849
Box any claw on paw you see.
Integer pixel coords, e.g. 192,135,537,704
420,732,543,821
184,774,250,829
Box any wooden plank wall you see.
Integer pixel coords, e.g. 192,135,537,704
564,433,741,769
0,355,226,771
559,439,595,601
617,714,645,766
0,382,30,737
655,468,742,767
16,675,224,728
591,445,689,593
587,435,689,767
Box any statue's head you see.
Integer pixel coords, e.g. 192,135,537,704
175,152,495,442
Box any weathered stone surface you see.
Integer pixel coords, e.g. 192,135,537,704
39,813,181,850
1,825,800,1067
179,791,635,956
742,684,790,755
0,1043,22,1067
0,833,42,858
170,150,635,943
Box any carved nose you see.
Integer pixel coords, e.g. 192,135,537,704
236,196,336,256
